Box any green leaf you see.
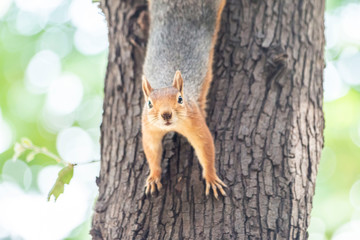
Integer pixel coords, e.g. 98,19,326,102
47,164,74,201
58,164,74,184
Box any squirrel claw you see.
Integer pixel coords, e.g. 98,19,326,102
204,175,227,199
145,176,162,195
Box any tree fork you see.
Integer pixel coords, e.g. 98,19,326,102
92,0,325,239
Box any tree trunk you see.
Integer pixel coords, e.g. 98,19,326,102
91,0,325,239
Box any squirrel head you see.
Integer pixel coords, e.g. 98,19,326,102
142,70,186,128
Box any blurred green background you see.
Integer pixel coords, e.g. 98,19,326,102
0,0,359,239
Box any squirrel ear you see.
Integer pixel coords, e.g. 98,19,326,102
172,70,184,95
142,75,153,98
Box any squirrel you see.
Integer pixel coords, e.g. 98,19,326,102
141,0,227,199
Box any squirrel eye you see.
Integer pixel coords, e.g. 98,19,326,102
178,96,183,104
148,100,153,109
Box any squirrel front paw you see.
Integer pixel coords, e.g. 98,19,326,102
145,174,162,195
204,174,227,199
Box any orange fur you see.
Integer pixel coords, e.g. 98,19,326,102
198,0,226,117
142,71,227,198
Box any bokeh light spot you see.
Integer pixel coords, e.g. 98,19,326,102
76,96,103,128
15,11,47,36
0,0,13,19
340,4,360,43
40,110,75,133
317,147,337,183
324,13,340,49
74,29,108,55
350,180,360,210
14,0,63,13
323,61,349,102
25,50,61,94
45,73,83,115
332,220,360,240
337,52,360,86
57,127,94,164
308,217,326,240
38,27,72,58
69,0,108,55
69,0,105,34
1,160,32,190
0,113,13,154
0,181,91,240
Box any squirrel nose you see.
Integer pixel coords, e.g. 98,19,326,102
161,112,172,121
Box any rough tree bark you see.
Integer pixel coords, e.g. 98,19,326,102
91,0,325,239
